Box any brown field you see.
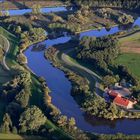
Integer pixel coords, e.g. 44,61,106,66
119,32,140,54
120,42,140,54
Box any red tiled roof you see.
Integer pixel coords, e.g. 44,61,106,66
113,96,129,107
108,90,118,97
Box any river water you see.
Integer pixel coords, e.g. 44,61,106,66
9,6,140,134
2,6,68,16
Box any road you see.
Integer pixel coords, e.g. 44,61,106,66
0,35,10,71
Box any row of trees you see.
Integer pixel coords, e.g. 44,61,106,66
64,0,140,10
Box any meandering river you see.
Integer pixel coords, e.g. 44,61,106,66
8,7,140,134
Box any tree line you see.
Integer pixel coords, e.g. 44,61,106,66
64,0,140,10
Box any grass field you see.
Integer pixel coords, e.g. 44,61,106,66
115,53,140,78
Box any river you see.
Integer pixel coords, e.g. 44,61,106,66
8,6,140,134
2,6,72,16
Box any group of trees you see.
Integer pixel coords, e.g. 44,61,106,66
0,11,9,17
66,71,90,97
76,35,119,75
96,8,134,25
83,95,124,120
0,66,32,133
48,6,94,34
32,4,41,14
83,92,140,120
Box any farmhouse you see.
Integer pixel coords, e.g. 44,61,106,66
107,90,137,109
113,96,136,109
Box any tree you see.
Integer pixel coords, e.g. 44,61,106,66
19,106,47,133
15,88,30,108
57,115,67,127
0,113,12,133
15,26,22,34
103,75,117,86
17,53,27,64
67,117,76,131
4,10,9,17
32,4,41,14
118,13,134,25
